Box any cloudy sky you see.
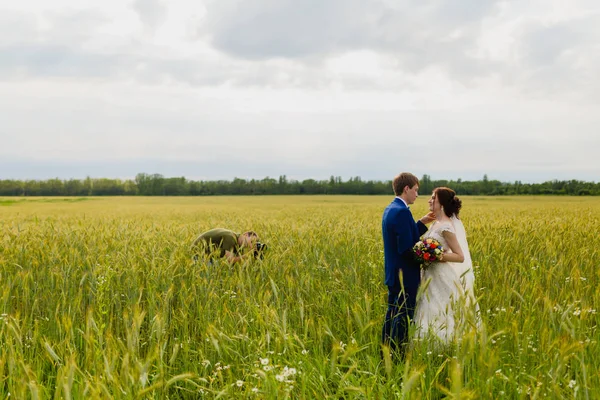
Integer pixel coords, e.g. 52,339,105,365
1,0,599,183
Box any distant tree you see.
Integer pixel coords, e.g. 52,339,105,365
1,174,599,196
420,174,433,194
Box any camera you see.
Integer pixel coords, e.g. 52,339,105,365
253,241,268,258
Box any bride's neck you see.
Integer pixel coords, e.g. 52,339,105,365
436,214,451,223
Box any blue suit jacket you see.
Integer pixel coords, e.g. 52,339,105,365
382,198,428,288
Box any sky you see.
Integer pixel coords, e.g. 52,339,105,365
1,0,599,183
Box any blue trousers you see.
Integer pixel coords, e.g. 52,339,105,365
381,273,419,352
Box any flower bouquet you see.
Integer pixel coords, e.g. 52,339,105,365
413,238,444,269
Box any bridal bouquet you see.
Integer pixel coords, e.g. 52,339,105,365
413,238,444,268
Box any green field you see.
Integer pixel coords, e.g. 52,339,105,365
1,196,598,398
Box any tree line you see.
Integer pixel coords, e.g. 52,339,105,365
0,173,598,196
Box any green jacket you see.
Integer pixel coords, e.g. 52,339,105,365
192,228,239,258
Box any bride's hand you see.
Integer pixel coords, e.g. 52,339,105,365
420,212,436,224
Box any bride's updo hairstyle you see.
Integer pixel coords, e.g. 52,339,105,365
435,187,462,218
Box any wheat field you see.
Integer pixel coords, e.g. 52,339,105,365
0,195,598,399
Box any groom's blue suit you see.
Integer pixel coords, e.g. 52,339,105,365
382,197,428,351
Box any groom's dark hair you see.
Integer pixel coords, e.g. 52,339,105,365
393,173,419,196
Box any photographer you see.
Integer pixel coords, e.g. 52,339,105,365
192,228,267,264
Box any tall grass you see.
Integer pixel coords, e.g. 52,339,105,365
0,196,598,398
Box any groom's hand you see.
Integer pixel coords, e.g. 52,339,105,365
420,212,436,224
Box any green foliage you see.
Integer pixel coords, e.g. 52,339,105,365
0,174,599,196
0,196,598,398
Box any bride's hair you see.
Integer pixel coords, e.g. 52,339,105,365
435,187,462,217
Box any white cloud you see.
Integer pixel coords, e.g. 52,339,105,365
0,0,599,182
133,0,168,33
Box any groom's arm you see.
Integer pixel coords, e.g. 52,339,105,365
416,220,428,236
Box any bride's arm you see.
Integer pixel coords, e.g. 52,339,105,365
440,231,465,263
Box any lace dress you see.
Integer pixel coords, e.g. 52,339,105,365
413,220,479,343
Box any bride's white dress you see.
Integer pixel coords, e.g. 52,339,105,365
414,216,480,343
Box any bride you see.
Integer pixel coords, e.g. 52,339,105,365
413,187,480,344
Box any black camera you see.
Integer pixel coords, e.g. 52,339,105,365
253,241,268,258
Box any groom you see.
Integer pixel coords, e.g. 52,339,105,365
381,172,434,355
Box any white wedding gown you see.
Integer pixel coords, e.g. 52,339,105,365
414,216,480,344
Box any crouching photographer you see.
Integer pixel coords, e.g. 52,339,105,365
192,228,268,264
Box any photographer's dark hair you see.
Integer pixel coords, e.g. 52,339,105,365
435,187,462,218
